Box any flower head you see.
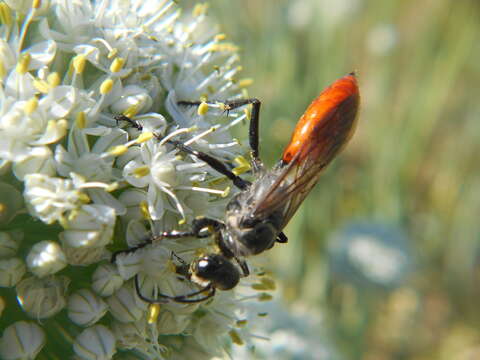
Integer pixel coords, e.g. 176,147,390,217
0,0,273,358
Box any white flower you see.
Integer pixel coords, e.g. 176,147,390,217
26,240,67,277
0,321,46,360
67,289,108,327
73,325,117,360
0,0,270,358
16,275,69,319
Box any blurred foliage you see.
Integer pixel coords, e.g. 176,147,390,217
207,0,480,358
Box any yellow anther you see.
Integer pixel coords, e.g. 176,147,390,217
147,304,160,324
133,166,150,178
108,145,128,156
0,3,12,27
123,105,139,119
208,43,239,53
24,97,38,115
258,293,273,302
72,54,86,74
221,186,231,198
232,156,251,176
236,319,248,328
243,107,251,121
78,193,91,204
197,102,209,116
217,102,227,111
228,329,244,346
45,119,67,138
32,0,42,9
178,218,186,225
76,111,86,129
0,60,5,79
33,79,50,93
193,3,209,17
110,57,125,73
16,53,31,74
59,216,68,228
105,182,119,192
214,33,226,41
135,132,154,144
107,48,118,59
47,72,60,87
251,283,269,291
140,201,150,220
260,277,276,290
238,78,253,88
100,78,114,95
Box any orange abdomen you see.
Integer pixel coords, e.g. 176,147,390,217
282,73,360,163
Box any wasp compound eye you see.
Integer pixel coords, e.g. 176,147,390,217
193,254,240,291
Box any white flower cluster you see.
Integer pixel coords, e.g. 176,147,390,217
0,1,273,359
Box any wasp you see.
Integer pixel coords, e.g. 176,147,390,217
113,72,360,303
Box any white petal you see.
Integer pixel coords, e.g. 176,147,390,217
73,325,116,360
0,321,46,360
106,285,146,323
26,240,67,277
0,258,25,287
68,289,108,326
91,263,123,297
13,146,56,180
26,40,57,69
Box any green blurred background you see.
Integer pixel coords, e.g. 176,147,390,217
207,0,480,359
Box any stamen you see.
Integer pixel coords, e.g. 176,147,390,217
100,78,114,95
133,166,150,178
76,112,86,129
238,78,253,87
197,101,208,116
110,57,125,73
72,55,87,74
16,53,31,74
184,125,219,146
0,3,12,27
159,127,196,145
144,1,175,27
47,72,61,87
135,132,154,144
140,201,150,220
176,185,230,197
24,97,38,115
193,3,209,17
147,304,160,324
229,329,244,346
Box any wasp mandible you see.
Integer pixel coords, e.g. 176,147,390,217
113,72,360,303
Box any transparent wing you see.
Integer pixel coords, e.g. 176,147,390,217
252,97,358,229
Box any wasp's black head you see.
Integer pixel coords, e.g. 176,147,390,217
192,254,240,291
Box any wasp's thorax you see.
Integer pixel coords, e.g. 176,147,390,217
222,171,284,257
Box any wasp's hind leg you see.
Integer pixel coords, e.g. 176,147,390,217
178,98,263,167
110,229,198,264
169,140,250,190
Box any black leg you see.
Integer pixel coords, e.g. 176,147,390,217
178,98,262,166
277,232,288,243
135,275,216,304
114,114,143,131
111,230,197,264
236,258,250,277
169,140,250,190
